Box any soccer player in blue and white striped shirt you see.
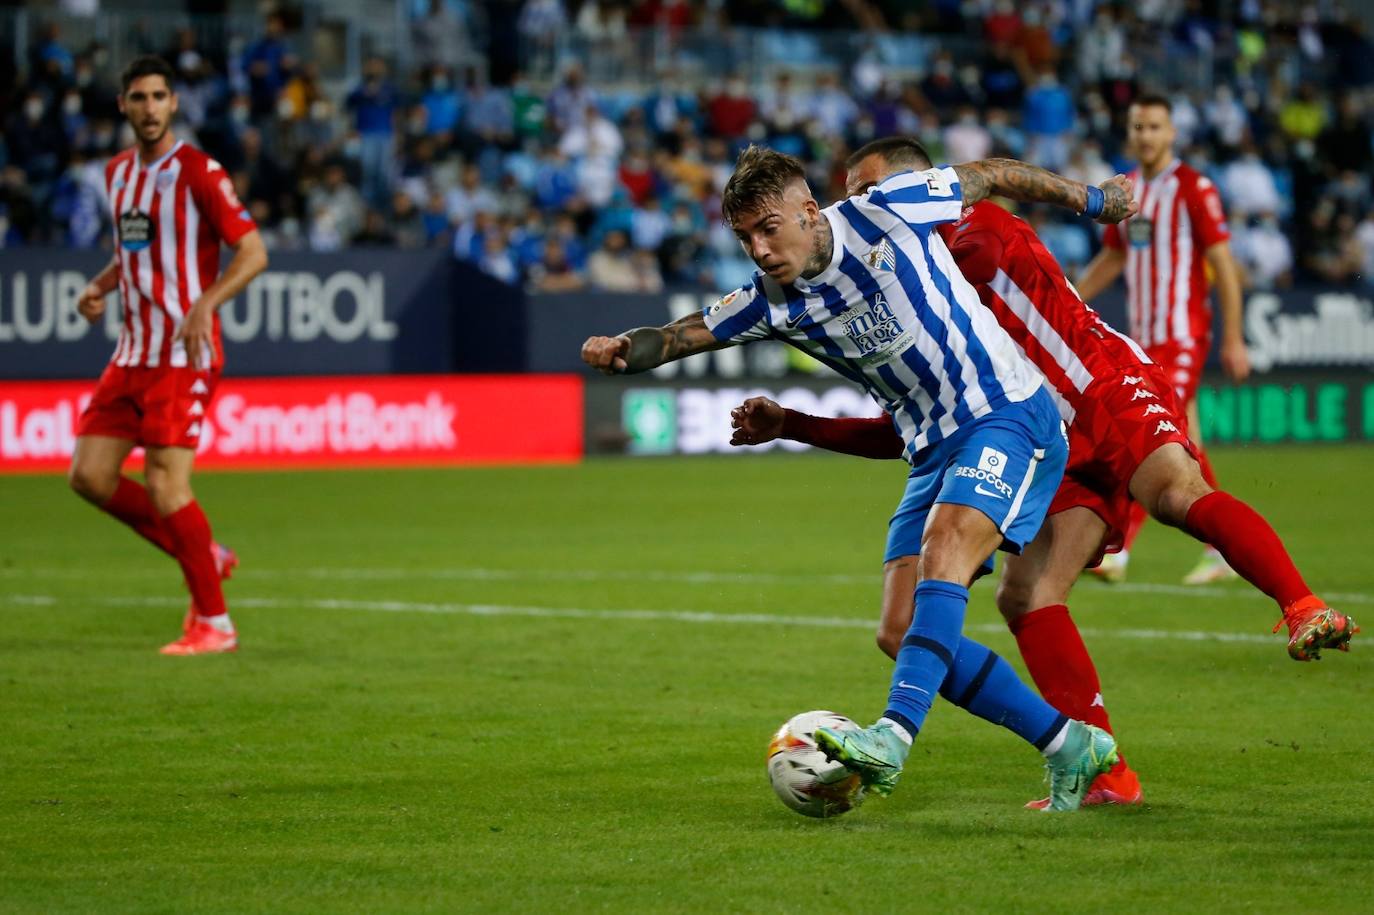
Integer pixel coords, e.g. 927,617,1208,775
581,146,1137,811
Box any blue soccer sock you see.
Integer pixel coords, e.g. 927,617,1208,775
940,637,1069,752
882,580,969,740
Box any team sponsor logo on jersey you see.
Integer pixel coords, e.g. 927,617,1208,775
839,292,907,359
156,170,177,188
1127,218,1153,249
119,209,154,252
954,446,1015,499
864,238,896,272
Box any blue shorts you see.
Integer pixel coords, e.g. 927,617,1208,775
883,387,1068,569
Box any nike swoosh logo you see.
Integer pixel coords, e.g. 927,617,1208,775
897,680,930,695
784,310,808,328
974,484,1005,499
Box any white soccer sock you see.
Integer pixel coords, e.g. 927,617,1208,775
877,717,913,745
199,613,235,634
1041,721,1071,757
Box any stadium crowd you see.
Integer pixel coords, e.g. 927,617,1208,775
2,0,1373,293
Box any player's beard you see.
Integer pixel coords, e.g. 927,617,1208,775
137,120,168,147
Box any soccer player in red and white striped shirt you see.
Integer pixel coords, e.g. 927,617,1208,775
68,55,268,655
729,137,1356,806
1076,94,1250,585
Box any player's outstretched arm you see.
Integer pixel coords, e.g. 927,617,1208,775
581,311,727,375
730,396,904,459
954,159,1137,224
1206,241,1250,382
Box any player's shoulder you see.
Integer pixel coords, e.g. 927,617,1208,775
106,147,136,177
1173,161,1215,192
174,144,226,180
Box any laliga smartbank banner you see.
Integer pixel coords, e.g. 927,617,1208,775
0,375,582,472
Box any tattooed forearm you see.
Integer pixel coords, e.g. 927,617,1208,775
955,159,1086,212
621,326,672,373
620,313,720,373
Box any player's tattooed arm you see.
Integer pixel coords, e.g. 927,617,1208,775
953,159,1138,224
581,312,727,375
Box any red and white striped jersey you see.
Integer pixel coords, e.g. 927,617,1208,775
104,140,257,369
937,201,1152,426
1101,159,1230,349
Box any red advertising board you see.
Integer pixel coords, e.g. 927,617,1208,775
0,375,583,472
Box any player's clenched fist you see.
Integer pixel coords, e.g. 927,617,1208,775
1097,174,1139,224
730,396,785,447
77,284,107,323
581,335,631,374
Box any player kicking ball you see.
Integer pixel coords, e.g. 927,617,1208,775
584,145,1136,809
729,137,1357,805
68,56,268,655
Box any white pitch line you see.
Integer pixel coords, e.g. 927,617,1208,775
0,592,1281,645
3,564,1370,606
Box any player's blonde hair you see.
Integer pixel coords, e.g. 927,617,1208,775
722,145,807,227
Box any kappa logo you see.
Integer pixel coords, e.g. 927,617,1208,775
1122,375,1143,385
1130,387,1158,401
187,421,201,437
1091,693,1105,708
1155,420,1180,435
188,401,204,417
190,379,210,396
1142,403,1169,416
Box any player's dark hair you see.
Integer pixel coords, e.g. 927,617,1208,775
722,145,807,226
120,55,175,93
846,136,933,172
1130,93,1172,115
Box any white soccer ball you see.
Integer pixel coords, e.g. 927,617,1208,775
766,710,866,818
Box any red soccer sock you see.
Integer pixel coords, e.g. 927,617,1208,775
1121,500,1148,552
101,477,176,557
1183,491,1312,609
1009,605,1114,734
161,501,228,618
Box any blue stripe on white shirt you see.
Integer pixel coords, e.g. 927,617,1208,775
702,166,1042,459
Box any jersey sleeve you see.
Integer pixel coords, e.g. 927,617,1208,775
865,166,964,230
702,281,772,343
1186,177,1231,249
942,223,1006,286
1101,220,1124,249
188,158,258,247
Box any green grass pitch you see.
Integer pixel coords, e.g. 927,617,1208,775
2,446,1372,912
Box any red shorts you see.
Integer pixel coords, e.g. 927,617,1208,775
77,364,220,450
1049,364,1198,563
1144,338,1210,408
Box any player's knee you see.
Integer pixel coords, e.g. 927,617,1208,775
67,461,114,503
994,578,1035,623
1153,478,1211,527
144,474,191,516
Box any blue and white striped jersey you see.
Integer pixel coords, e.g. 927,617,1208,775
703,166,1044,461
